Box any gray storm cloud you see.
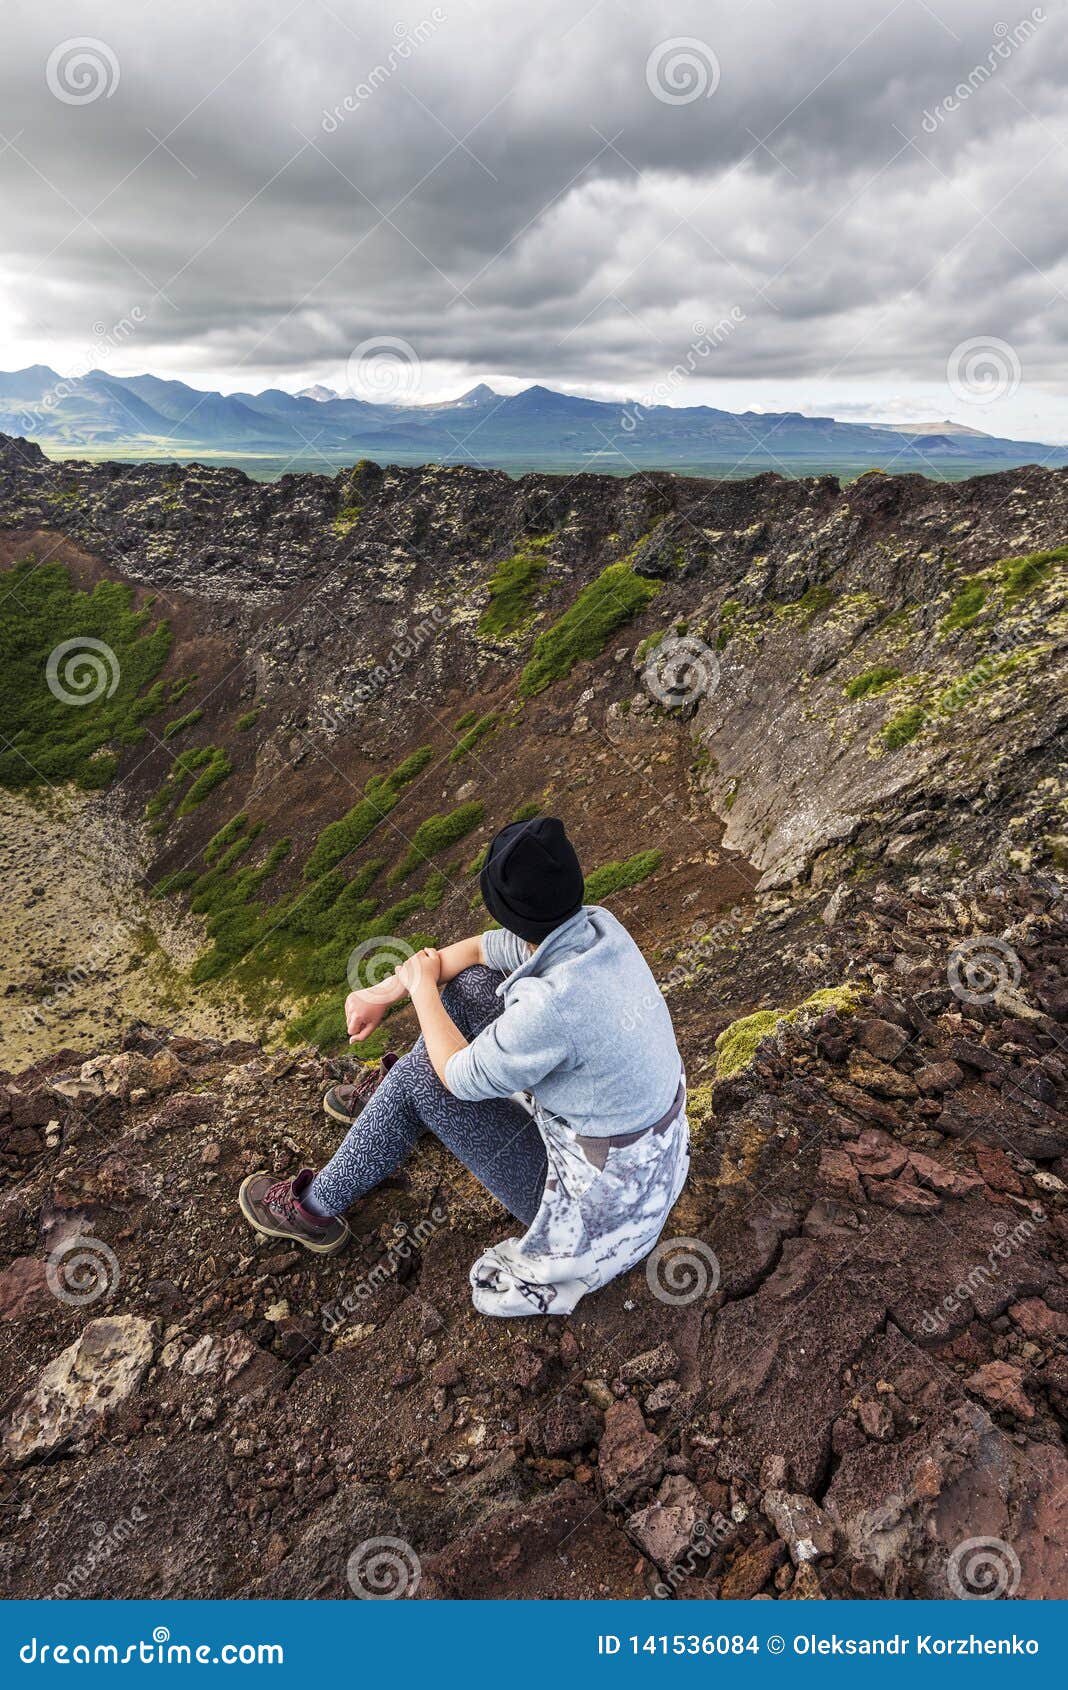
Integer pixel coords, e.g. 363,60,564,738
1,0,1066,405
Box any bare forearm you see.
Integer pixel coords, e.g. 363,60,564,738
410,983,468,1086
433,935,485,983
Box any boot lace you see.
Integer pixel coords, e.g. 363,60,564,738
265,1178,300,1218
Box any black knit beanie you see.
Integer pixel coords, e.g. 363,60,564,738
479,816,584,944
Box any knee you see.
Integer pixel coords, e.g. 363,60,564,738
441,964,502,1018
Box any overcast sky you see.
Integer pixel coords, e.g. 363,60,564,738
2,0,1067,438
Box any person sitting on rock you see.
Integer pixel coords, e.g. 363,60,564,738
238,816,690,1317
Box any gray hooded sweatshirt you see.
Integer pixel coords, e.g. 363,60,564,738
445,905,683,1137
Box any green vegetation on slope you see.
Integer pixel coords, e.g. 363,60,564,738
162,707,203,740
880,705,927,749
940,543,1066,635
715,986,861,1078
519,559,659,695
449,712,500,761
389,801,485,883
0,559,172,790
182,746,475,1049
146,746,232,832
303,745,433,880
844,665,901,701
583,849,662,902
478,538,550,638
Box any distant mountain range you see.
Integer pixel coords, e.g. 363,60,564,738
3,364,1066,480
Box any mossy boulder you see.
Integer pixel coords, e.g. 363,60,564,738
714,985,862,1078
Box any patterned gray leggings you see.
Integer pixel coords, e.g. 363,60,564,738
307,966,549,1225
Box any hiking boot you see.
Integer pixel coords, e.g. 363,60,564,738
238,1168,350,1254
322,1051,399,1124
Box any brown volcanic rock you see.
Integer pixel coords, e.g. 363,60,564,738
598,1398,663,1496
417,1484,650,1599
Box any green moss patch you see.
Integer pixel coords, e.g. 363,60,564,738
880,705,926,749
844,665,901,701
389,800,484,883
145,745,231,830
583,849,662,903
331,502,362,537
177,748,231,815
162,707,203,740
449,712,500,761
519,560,659,696
715,985,861,1078
773,584,834,626
939,543,1066,636
0,559,171,790
940,578,989,633
303,745,433,881
1000,543,1066,604
714,599,744,651
478,538,550,638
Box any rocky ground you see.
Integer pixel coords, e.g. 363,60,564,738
0,788,258,1071
1,435,1066,1599
1,865,1065,1601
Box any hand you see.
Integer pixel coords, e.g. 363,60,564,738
394,946,441,997
344,988,388,1043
